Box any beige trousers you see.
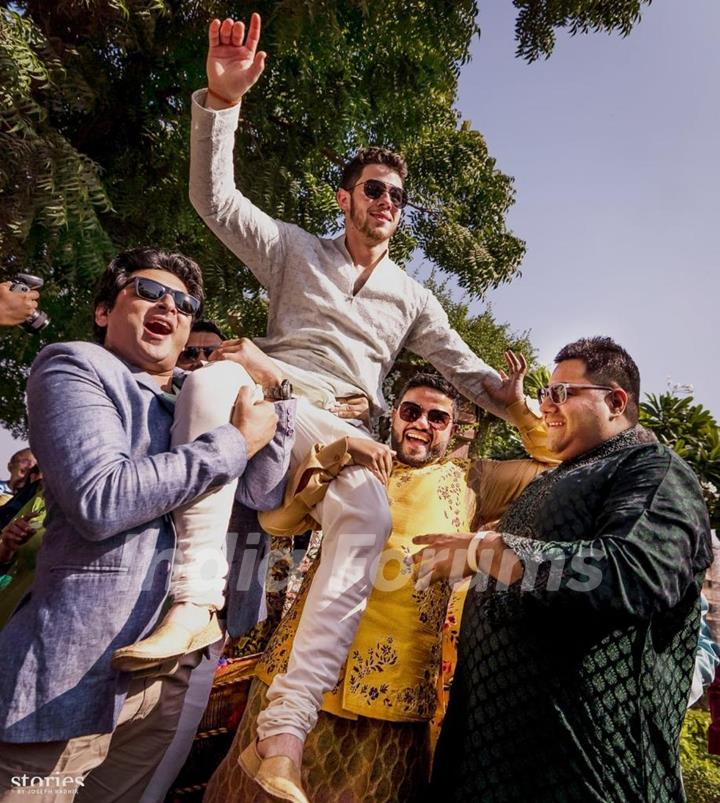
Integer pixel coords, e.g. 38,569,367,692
256,398,393,741
0,651,201,802
170,360,259,608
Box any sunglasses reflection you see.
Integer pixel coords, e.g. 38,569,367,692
351,178,408,210
398,401,452,431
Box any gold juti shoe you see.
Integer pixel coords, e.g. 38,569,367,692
111,609,222,673
238,739,309,803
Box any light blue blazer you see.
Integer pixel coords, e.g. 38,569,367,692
0,341,293,742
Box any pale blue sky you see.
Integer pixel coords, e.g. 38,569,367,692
446,0,719,417
1,0,717,469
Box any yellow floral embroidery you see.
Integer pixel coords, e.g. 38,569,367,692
257,460,476,724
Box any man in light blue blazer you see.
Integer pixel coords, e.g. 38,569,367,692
0,248,293,801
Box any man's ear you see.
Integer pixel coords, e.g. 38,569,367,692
94,304,109,329
608,388,628,417
336,187,350,216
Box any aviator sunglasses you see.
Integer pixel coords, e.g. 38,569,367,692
397,401,453,431
179,345,218,361
349,178,408,210
125,276,201,316
537,382,615,406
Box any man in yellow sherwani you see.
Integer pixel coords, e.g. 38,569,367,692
205,358,557,803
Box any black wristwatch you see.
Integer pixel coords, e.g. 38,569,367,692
264,379,293,401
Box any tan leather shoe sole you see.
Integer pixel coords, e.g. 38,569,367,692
238,740,309,803
111,610,222,673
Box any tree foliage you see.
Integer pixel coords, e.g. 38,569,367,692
0,0,653,433
0,0,526,433
680,709,720,803
640,393,720,526
512,0,652,62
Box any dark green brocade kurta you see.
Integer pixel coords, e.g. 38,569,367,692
431,430,712,803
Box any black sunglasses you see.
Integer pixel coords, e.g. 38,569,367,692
349,178,408,210
126,276,200,317
179,345,218,361
398,401,453,431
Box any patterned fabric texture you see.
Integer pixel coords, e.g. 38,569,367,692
430,580,469,748
431,431,713,802
256,459,474,724
203,677,432,803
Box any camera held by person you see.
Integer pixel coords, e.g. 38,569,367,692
0,273,49,334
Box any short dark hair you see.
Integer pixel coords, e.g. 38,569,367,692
190,319,226,340
9,448,32,465
396,372,459,418
92,247,204,343
340,147,408,191
555,336,641,423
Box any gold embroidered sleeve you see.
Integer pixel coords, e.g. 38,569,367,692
505,399,561,466
468,458,547,529
258,437,353,536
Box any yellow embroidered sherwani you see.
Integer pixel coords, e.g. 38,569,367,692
204,402,557,803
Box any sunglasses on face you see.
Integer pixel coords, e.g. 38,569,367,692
179,345,218,362
537,382,615,406
350,178,408,210
126,276,200,316
397,401,453,431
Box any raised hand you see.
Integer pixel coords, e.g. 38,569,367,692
481,350,528,410
206,13,266,108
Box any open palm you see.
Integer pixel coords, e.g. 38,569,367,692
482,350,528,409
206,13,266,103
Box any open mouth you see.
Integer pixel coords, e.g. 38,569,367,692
405,432,430,444
145,319,173,336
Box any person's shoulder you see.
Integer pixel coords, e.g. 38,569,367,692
614,441,702,488
618,441,675,465
376,256,431,311
284,221,326,249
30,341,120,377
445,456,472,473
384,256,424,288
612,441,672,470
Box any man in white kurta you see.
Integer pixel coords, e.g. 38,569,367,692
188,13,511,794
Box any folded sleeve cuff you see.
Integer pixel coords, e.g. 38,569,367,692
505,399,560,465
191,89,241,139
258,436,353,536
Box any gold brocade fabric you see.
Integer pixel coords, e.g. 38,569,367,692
203,678,432,803
256,460,476,723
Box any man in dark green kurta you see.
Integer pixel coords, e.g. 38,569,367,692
415,337,712,803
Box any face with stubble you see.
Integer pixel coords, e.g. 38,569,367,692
390,386,456,468
339,164,404,246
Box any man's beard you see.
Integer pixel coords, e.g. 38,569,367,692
390,431,447,467
349,197,392,243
